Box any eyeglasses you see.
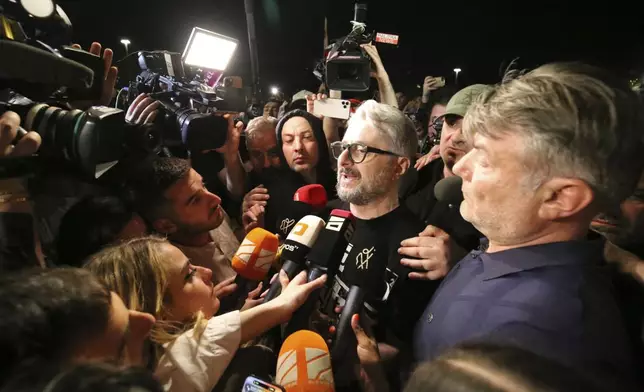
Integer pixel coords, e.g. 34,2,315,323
330,141,400,164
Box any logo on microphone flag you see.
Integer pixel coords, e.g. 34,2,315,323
231,228,279,281
276,330,335,391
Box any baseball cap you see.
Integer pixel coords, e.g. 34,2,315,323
443,84,493,117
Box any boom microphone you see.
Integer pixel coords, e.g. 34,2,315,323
263,215,326,303
434,175,463,205
284,210,355,336
276,330,335,392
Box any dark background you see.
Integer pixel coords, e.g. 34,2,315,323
58,0,644,99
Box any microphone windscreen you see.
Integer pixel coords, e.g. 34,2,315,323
434,176,463,204
231,228,279,281
293,184,328,210
276,330,335,392
281,215,326,262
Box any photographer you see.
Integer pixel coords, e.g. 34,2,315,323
125,95,247,205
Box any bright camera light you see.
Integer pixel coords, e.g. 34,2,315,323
120,39,131,46
20,0,55,18
183,27,238,71
453,68,462,73
270,86,279,95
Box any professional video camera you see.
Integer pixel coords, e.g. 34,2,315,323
316,3,373,92
0,0,157,179
123,28,249,153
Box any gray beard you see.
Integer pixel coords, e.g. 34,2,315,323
336,169,393,206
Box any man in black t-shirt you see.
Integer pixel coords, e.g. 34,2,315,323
323,100,438,389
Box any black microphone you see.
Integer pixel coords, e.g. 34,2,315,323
284,209,355,336
434,176,463,204
331,226,388,370
263,215,326,303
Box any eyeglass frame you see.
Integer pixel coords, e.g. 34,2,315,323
330,141,401,164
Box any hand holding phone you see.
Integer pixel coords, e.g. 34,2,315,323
312,98,351,120
242,376,285,392
423,76,445,95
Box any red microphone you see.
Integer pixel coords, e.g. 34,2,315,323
293,184,327,210
277,185,328,238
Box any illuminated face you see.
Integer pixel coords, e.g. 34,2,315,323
336,118,398,206
281,117,320,175
161,169,224,235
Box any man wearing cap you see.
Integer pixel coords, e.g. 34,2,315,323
397,85,491,281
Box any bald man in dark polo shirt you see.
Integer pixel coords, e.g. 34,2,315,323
414,63,644,391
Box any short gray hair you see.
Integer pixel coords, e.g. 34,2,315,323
245,116,278,145
464,62,644,207
350,100,417,159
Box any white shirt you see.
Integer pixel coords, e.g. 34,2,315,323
156,311,242,392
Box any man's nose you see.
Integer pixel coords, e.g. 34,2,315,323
450,127,466,146
207,191,221,206
453,150,472,180
262,154,271,168
338,148,352,168
292,137,302,151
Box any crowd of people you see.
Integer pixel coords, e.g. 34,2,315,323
1,37,644,392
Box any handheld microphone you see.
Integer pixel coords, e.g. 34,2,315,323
293,184,328,210
276,330,335,392
306,210,355,282
434,176,463,205
331,240,387,364
284,210,355,336
263,215,326,303
230,228,279,309
276,185,328,238
231,228,280,281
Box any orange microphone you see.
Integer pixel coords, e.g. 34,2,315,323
276,330,335,392
231,228,280,281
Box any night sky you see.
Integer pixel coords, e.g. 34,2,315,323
58,0,644,99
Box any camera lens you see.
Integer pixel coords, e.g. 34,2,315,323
159,103,228,152
22,104,130,175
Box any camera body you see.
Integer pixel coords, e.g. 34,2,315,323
318,3,373,92
0,0,149,178
124,50,249,152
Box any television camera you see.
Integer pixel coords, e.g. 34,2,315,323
316,3,374,92
122,28,249,154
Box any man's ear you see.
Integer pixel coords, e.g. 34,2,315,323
152,218,178,235
395,157,411,178
537,177,595,221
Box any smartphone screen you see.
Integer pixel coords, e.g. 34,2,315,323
242,376,285,392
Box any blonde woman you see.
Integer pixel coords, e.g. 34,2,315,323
85,236,326,392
